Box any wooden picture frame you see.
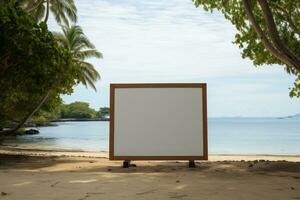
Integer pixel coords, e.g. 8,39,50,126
109,83,208,160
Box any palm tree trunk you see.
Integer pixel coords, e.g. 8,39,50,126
0,91,50,135
44,0,50,23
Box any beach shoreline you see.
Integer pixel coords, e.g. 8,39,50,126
0,148,299,200
1,146,299,162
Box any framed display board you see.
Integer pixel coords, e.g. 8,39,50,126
109,83,208,160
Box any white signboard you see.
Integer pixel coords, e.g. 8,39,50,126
109,83,207,160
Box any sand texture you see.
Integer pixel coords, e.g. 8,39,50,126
0,149,299,200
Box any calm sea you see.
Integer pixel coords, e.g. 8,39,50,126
1,118,300,155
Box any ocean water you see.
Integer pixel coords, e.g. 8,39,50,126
1,118,300,155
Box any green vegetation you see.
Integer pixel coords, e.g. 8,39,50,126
60,102,109,120
61,102,97,119
54,25,102,90
22,0,77,25
97,107,110,119
0,1,75,131
290,76,300,97
193,0,300,97
0,1,101,134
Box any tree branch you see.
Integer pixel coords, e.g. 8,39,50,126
257,0,300,71
271,4,300,37
242,0,298,70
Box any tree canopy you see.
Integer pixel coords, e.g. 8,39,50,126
193,0,300,97
60,102,97,119
22,0,77,25
0,2,79,126
0,1,101,132
97,107,109,119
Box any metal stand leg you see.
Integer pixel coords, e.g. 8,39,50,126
123,160,131,168
189,160,196,168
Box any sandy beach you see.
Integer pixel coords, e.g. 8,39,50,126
0,148,299,200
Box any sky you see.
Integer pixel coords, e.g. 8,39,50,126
48,0,300,117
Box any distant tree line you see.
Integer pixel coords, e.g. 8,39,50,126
1,101,109,127
60,102,109,120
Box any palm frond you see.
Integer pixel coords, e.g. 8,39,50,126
80,61,101,81
84,75,97,91
50,5,63,25
69,26,95,50
77,50,103,60
53,31,69,48
55,25,102,91
24,0,77,26
57,0,77,22
32,2,45,21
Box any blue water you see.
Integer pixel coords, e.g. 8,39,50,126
209,118,300,155
1,118,300,155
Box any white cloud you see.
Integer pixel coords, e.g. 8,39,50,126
49,0,300,117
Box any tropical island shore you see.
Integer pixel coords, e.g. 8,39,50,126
0,148,299,200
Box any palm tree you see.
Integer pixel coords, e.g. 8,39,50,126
54,25,102,90
2,25,101,134
22,0,77,25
